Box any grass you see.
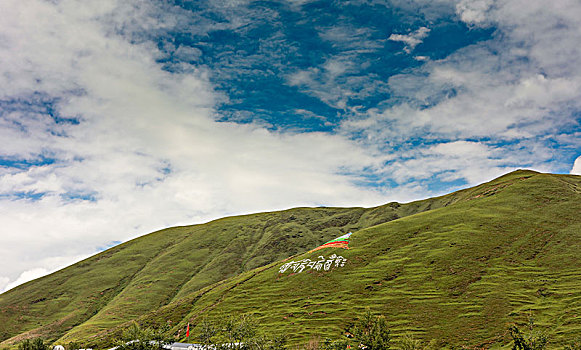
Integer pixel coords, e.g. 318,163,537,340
0,178,465,347
1,170,580,350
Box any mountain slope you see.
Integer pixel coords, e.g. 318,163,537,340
76,170,580,349
3,170,579,349
0,178,476,346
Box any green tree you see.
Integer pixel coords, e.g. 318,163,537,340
220,314,257,348
115,322,172,350
352,310,391,350
197,314,285,350
508,323,548,350
65,341,82,350
198,319,218,347
18,339,50,350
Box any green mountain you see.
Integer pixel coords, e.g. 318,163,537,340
0,179,461,345
1,170,580,349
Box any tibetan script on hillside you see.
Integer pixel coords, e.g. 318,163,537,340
279,254,347,274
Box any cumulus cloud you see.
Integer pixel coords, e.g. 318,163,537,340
1,0,580,293
388,27,431,53
0,0,391,291
455,0,494,25
572,156,581,175
377,140,522,188
341,0,581,185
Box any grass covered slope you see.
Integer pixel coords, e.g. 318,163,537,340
119,171,580,349
0,183,467,346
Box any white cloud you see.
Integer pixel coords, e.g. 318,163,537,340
287,55,390,110
0,277,9,293
572,156,581,175
388,27,431,53
342,0,581,183
414,56,430,61
456,0,494,25
1,0,580,294
0,0,393,291
318,26,381,50
2,268,49,293
381,140,519,186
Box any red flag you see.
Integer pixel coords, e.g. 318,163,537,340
186,323,190,338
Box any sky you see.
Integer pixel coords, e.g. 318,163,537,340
0,0,580,293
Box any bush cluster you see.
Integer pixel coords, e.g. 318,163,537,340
196,314,286,350
16,310,581,350
114,322,173,350
18,339,50,350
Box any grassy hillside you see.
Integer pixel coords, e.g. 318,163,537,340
2,170,579,349
77,170,580,349
0,179,471,347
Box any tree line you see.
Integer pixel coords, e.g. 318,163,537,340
11,310,581,350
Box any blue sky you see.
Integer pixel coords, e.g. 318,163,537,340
0,0,580,292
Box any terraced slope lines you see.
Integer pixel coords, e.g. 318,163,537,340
0,180,467,346
118,171,581,349
1,170,580,350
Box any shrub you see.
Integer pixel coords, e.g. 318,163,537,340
351,310,391,350
508,324,548,350
65,342,82,350
398,334,421,350
196,314,286,350
115,322,173,350
198,319,218,346
18,339,50,350
220,314,258,347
